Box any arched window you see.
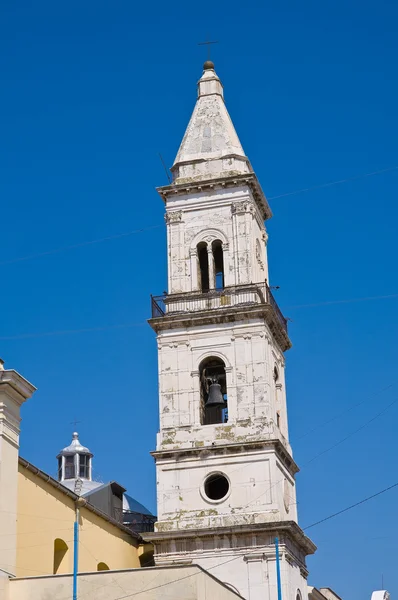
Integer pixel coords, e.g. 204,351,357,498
296,590,302,600
197,242,209,292
97,562,110,571
199,357,228,425
212,240,224,290
53,538,68,574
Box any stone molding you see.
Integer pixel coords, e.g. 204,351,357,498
156,173,272,221
231,200,255,215
165,211,183,224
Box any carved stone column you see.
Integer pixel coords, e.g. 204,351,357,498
207,243,215,290
190,248,199,291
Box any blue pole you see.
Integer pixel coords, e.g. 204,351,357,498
73,508,79,600
275,536,282,600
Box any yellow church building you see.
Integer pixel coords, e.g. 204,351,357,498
0,359,239,600
0,359,147,579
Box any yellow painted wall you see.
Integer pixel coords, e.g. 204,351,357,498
16,464,141,578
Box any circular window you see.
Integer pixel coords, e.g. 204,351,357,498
203,472,230,502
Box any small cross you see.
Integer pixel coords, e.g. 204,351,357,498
198,38,219,60
70,418,81,429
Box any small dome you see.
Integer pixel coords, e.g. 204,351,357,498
58,432,92,456
203,60,215,71
123,493,153,516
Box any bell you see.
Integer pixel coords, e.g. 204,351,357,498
205,382,225,408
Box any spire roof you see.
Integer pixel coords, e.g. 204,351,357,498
171,62,252,183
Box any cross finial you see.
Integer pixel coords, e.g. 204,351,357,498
198,37,218,61
70,418,81,429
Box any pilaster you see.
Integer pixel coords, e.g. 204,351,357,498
0,361,36,577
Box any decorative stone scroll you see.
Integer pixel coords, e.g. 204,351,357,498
231,201,255,215
165,211,183,224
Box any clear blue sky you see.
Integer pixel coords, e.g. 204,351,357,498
1,0,397,597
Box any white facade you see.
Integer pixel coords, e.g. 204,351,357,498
148,62,315,600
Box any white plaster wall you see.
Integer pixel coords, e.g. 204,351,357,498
157,319,289,447
165,185,268,294
155,446,297,530
7,566,243,600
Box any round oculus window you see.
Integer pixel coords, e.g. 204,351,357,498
203,473,230,502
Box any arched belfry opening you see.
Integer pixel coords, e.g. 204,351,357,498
212,240,224,290
197,242,209,292
199,357,228,425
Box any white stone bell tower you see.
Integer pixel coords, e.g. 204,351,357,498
148,60,315,600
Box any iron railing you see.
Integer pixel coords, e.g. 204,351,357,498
151,281,287,332
114,508,156,534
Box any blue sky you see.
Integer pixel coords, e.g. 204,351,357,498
1,0,398,597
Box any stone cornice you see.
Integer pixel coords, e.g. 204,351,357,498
0,369,36,404
157,173,272,221
151,438,299,476
146,520,316,556
149,304,291,353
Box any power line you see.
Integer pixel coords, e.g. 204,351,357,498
303,396,398,466
285,293,398,310
1,164,397,269
0,322,146,340
1,290,397,340
268,165,398,200
74,479,398,600
240,387,398,512
0,225,163,267
295,382,396,441
302,481,398,531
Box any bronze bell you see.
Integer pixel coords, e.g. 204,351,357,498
205,382,225,408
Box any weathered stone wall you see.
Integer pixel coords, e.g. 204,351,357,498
165,185,268,294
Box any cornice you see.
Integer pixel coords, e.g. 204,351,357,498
151,438,299,476
157,173,272,221
146,520,316,556
148,304,291,353
0,369,37,404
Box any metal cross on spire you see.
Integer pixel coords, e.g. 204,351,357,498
70,418,81,429
198,38,219,60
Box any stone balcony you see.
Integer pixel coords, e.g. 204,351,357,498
150,281,291,351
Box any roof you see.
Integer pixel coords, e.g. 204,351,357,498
123,493,153,516
56,431,92,458
18,456,142,542
171,62,252,184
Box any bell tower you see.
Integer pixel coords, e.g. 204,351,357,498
148,61,315,600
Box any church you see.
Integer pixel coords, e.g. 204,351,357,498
0,60,352,600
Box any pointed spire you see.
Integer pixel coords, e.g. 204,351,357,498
171,62,252,183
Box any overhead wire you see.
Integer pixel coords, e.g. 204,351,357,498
267,165,398,200
69,476,398,600
1,164,397,269
0,225,163,267
1,291,397,340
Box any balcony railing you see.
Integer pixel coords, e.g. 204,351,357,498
114,508,157,534
151,281,287,332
